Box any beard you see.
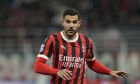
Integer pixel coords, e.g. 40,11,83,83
64,29,77,38
66,29,77,36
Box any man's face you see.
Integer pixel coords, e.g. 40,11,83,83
62,15,81,37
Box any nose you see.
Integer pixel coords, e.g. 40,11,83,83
70,23,74,28
70,27,73,29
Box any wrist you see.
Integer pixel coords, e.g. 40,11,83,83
54,69,59,75
109,70,113,75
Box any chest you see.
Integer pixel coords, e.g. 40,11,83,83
54,41,88,57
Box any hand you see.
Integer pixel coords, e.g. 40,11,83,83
110,70,129,79
57,69,72,80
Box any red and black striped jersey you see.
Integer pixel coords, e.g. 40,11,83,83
38,31,95,84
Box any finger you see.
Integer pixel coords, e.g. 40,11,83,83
123,73,129,77
121,72,129,78
116,72,122,76
122,72,128,75
62,70,71,80
62,72,70,80
63,71,71,80
61,69,72,80
117,71,127,76
121,74,127,79
65,70,72,76
60,75,66,80
57,70,67,80
121,70,129,75
119,72,128,79
121,70,127,73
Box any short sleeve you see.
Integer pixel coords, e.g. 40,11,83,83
38,35,54,59
86,38,95,61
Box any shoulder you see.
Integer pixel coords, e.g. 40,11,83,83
41,33,58,44
79,33,93,41
45,32,60,39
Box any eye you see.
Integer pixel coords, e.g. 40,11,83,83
73,20,78,24
66,20,71,23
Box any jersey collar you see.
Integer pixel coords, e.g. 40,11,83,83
60,31,79,42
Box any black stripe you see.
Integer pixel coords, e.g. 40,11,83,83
69,42,75,71
54,34,60,68
90,39,94,58
48,42,53,57
58,39,68,84
73,35,83,84
81,35,89,84
66,42,76,84
52,34,60,84
81,65,85,84
40,37,50,54
84,36,89,55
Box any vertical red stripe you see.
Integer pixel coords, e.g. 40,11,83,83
51,35,56,84
79,34,87,61
52,35,56,68
57,32,64,69
89,38,94,54
61,42,72,84
55,32,64,84
70,39,81,84
67,42,72,68
78,34,87,84
87,37,94,60
89,38,94,49
44,36,53,55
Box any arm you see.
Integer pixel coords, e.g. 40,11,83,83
86,59,111,75
86,38,110,74
86,37,128,77
34,55,59,75
86,59,129,78
34,36,59,75
34,35,72,80
34,54,72,80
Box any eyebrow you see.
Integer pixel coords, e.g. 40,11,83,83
73,20,78,22
66,20,78,22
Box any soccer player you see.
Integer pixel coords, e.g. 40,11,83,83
34,8,128,84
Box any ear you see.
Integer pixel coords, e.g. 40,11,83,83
78,20,81,28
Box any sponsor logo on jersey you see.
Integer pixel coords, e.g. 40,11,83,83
59,55,84,68
39,44,45,52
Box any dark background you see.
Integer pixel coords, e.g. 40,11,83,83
0,0,139,84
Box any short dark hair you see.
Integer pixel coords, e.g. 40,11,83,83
63,8,81,20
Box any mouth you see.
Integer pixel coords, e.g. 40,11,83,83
68,29,74,32
68,30,74,33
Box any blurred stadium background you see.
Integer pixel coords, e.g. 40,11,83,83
0,0,140,84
